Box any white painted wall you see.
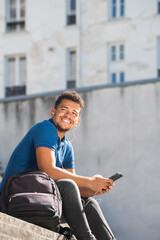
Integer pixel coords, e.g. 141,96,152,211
0,81,160,240
0,0,160,98
0,0,5,98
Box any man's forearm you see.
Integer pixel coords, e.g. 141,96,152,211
45,167,112,195
43,166,92,189
79,187,97,197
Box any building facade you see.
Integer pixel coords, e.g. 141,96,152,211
0,0,160,98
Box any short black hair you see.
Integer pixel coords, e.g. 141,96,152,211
55,91,84,112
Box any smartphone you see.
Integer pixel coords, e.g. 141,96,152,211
109,172,123,182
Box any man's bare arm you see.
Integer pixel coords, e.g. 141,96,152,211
36,147,113,193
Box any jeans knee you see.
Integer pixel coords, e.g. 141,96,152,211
64,179,79,192
82,197,100,214
56,179,80,196
83,197,97,207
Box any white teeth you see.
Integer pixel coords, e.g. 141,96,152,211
62,119,71,123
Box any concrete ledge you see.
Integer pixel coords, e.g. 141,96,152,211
0,212,68,240
0,77,160,103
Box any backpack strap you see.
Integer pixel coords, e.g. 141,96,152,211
58,226,74,239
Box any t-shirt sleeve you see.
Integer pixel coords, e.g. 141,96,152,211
33,122,58,151
63,141,75,169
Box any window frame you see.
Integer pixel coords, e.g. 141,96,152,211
120,0,125,17
158,0,160,14
5,54,27,97
66,0,76,25
109,0,125,20
119,44,124,60
111,72,117,83
111,45,117,61
6,0,26,33
108,42,125,84
66,49,77,89
111,0,117,19
110,44,125,62
120,71,125,82
111,71,125,84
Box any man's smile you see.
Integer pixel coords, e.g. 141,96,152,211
61,117,72,124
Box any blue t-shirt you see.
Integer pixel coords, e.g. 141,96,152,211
0,118,74,192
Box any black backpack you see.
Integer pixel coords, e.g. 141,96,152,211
0,170,74,239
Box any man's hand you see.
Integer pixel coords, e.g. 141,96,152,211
88,175,114,194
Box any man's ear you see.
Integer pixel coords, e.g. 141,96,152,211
76,117,81,126
51,107,56,117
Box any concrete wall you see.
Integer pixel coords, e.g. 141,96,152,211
0,81,160,240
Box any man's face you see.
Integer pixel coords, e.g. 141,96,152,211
51,99,81,133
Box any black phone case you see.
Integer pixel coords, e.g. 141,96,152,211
109,172,123,182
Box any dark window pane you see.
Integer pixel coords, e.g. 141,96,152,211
119,44,124,60
158,2,160,14
120,0,125,16
111,46,116,61
112,73,116,83
5,86,26,97
70,0,76,11
120,72,125,82
112,0,116,18
67,15,76,25
7,21,25,32
67,80,76,89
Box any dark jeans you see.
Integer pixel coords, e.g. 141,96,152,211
56,179,116,240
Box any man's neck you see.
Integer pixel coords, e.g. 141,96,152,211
57,131,66,140
51,118,67,140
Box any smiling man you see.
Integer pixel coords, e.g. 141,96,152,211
0,91,116,240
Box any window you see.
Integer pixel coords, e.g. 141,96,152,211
5,55,26,97
111,46,116,61
67,0,76,25
109,0,125,19
120,72,125,82
109,43,125,84
120,0,125,16
67,50,76,89
158,0,160,14
6,0,25,32
158,38,160,77
112,0,117,19
110,44,125,62
119,44,124,60
111,73,117,83
111,72,125,84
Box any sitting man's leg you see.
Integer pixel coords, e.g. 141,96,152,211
56,179,96,240
82,197,116,240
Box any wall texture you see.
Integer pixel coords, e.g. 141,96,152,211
0,81,160,240
0,0,160,98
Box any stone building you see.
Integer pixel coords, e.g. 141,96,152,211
0,0,160,98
